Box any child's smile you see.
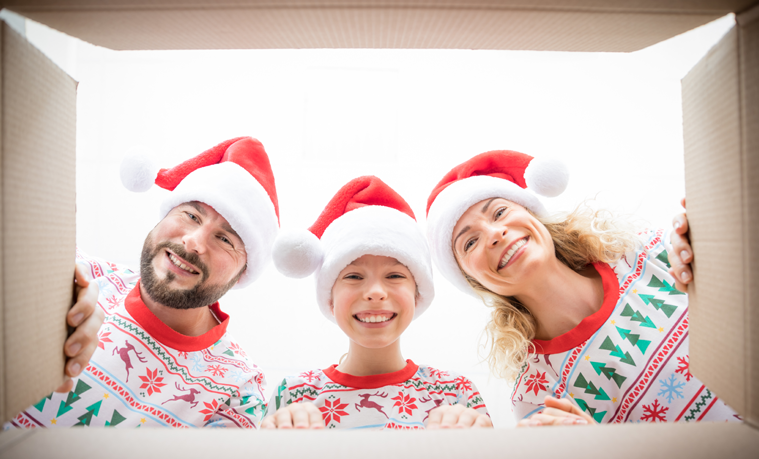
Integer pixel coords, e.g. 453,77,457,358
331,255,417,349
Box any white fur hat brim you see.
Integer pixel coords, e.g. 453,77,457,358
315,206,434,323
426,175,547,297
159,162,278,288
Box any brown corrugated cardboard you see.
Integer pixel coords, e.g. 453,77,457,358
0,0,758,455
0,21,77,425
683,2,759,426
2,0,752,52
2,422,759,458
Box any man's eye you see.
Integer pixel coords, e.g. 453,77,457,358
186,212,199,222
220,236,233,247
464,238,477,252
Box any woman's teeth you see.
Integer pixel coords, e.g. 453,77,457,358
169,253,198,274
499,237,528,269
357,314,393,323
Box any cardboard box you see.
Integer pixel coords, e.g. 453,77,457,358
0,21,76,426
0,1,757,457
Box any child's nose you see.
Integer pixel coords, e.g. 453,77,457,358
364,281,387,301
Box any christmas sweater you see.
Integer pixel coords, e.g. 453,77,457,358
511,229,739,424
5,250,266,429
267,360,488,430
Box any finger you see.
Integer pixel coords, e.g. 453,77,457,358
453,408,478,428
261,416,276,429
74,264,91,287
672,213,689,235
64,311,101,359
291,405,314,429
473,414,493,428
439,405,465,429
69,279,99,328
426,406,447,429
306,403,325,430
54,378,74,394
544,396,593,423
517,418,542,428
274,407,294,429
681,197,686,209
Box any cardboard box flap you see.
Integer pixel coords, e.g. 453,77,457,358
0,20,77,425
2,0,748,52
683,2,759,426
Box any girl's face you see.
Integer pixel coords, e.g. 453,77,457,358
452,198,554,297
330,255,417,349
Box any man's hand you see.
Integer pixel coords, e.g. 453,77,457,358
517,396,593,427
55,265,103,393
260,402,325,429
669,197,692,293
426,404,492,429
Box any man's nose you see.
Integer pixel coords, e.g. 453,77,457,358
182,227,208,254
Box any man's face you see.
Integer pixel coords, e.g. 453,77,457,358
140,201,247,310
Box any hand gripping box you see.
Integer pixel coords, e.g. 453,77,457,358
0,1,757,458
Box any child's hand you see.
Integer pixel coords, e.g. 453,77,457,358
55,265,103,393
669,198,692,293
517,396,593,427
261,402,325,429
426,404,492,429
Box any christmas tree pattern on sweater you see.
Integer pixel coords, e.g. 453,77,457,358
268,360,488,429
511,229,740,424
5,250,266,429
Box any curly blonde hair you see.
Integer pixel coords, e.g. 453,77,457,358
461,203,642,381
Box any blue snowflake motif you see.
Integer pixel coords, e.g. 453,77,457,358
658,374,686,403
205,417,228,428
95,278,114,297
229,368,248,384
190,353,207,372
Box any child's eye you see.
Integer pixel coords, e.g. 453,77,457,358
387,273,406,279
344,274,362,280
494,206,507,220
464,238,477,252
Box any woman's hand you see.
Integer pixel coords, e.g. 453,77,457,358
426,404,492,429
55,265,103,393
517,396,594,427
260,402,325,429
669,198,693,293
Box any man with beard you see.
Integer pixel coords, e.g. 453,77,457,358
6,137,279,429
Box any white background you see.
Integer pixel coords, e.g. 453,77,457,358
5,10,734,427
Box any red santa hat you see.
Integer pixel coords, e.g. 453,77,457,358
426,150,569,296
272,176,434,322
119,136,279,289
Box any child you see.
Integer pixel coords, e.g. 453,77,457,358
264,176,491,430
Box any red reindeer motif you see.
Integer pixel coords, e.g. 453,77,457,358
112,341,148,382
162,382,201,408
355,392,389,418
420,396,445,421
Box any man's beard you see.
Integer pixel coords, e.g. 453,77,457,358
140,233,243,310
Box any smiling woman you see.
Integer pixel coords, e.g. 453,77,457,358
425,150,740,425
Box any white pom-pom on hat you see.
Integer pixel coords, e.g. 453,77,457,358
120,146,160,192
524,156,569,198
272,229,324,279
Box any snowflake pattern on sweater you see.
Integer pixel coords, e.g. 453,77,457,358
511,229,739,424
5,250,266,429
268,360,488,429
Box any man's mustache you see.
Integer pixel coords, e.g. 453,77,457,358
153,241,210,280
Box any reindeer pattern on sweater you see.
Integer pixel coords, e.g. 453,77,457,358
267,360,488,429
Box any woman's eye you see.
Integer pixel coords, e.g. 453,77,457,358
464,238,476,252
494,207,507,219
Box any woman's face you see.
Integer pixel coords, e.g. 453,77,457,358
452,198,554,297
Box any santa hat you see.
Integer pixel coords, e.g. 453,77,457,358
426,150,569,296
272,176,434,322
119,136,279,289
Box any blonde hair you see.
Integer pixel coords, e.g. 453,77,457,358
462,203,641,381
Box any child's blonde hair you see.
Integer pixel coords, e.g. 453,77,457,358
460,202,641,380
